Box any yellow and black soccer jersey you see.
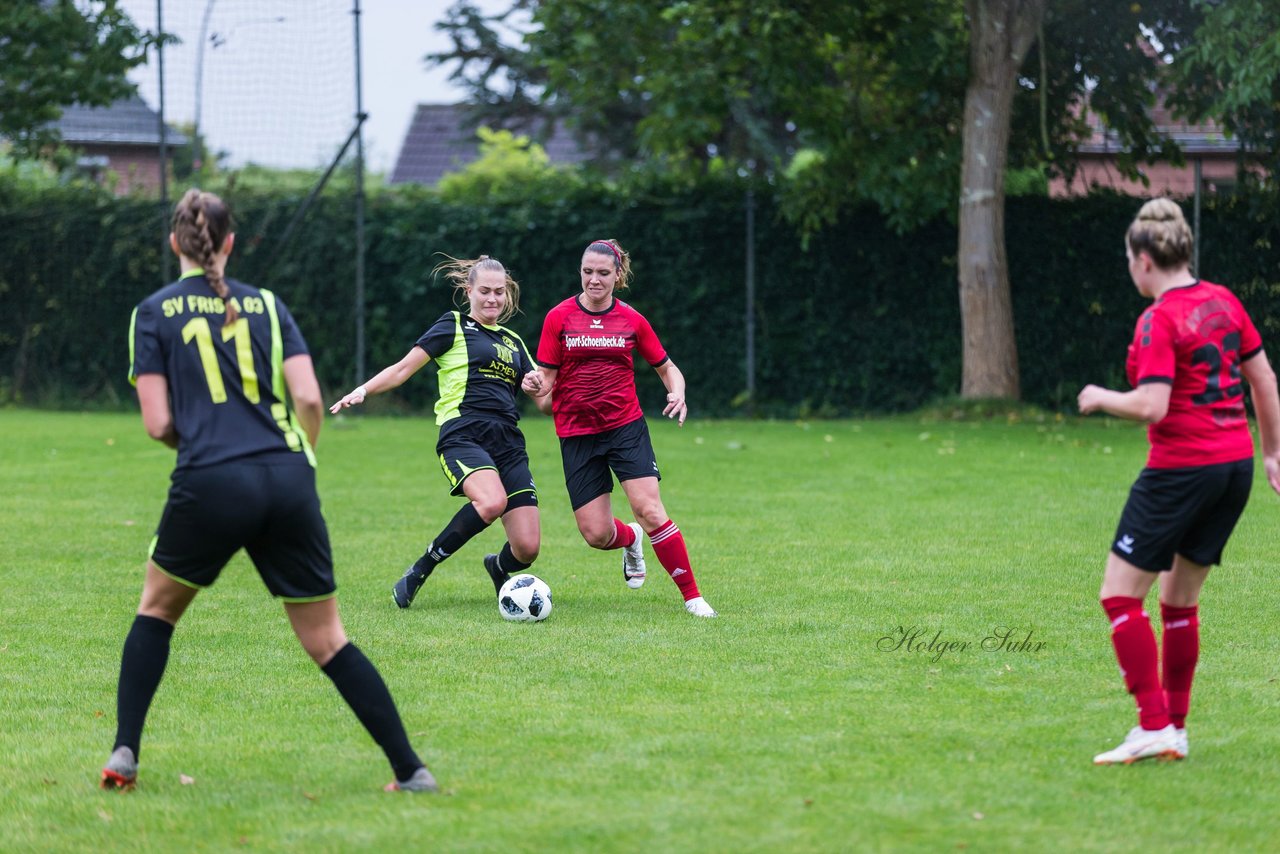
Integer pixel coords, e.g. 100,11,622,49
128,269,314,470
416,311,537,433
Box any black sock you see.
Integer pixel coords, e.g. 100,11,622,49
322,643,422,781
486,542,533,595
498,541,532,573
113,614,175,759
412,502,489,576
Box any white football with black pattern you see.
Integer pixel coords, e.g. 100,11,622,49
497,574,553,622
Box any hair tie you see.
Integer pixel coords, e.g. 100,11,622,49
590,240,622,268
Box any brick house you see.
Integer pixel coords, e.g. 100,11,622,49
50,95,188,196
1050,91,1256,198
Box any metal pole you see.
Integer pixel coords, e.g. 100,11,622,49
1193,156,1202,276
352,0,367,386
157,0,170,283
194,0,217,180
745,188,756,413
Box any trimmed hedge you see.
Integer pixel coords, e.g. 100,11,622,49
3,183,1279,415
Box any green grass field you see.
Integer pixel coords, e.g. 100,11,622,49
3,407,1280,852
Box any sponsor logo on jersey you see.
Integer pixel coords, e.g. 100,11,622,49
565,334,626,349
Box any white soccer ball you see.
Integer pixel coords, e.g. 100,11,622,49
497,574,553,622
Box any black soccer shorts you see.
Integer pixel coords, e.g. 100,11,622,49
1110,457,1254,571
559,416,661,510
436,419,538,508
149,458,336,600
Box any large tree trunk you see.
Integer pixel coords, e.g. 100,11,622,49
958,0,1044,399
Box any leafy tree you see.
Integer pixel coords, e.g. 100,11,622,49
1164,0,1280,181
429,0,1210,400
0,0,157,161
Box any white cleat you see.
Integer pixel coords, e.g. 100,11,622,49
1172,727,1188,759
622,522,647,589
684,596,717,618
1093,724,1181,765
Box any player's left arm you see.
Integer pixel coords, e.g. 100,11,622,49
653,359,688,426
135,373,178,448
283,354,324,449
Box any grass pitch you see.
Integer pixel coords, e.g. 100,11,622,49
2,408,1279,852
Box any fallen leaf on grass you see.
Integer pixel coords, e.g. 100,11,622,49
179,774,195,785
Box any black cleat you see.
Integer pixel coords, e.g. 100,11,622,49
483,554,510,596
393,565,428,609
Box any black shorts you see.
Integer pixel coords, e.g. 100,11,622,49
1111,458,1254,571
559,417,661,510
436,419,538,509
150,459,336,601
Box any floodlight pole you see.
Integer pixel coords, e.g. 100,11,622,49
193,0,217,179
1193,156,1202,276
352,0,367,386
157,0,171,283
744,188,756,414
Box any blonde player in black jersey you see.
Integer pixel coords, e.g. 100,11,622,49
102,189,436,794
330,256,545,608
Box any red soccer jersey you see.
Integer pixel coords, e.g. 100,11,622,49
1125,280,1263,468
537,296,669,437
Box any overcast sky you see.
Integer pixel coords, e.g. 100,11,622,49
115,0,512,172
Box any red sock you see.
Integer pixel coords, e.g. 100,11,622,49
648,519,700,601
603,518,636,550
1160,602,1200,729
1101,596,1169,730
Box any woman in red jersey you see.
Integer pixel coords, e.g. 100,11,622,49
534,238,716,617
1079,198,1280,765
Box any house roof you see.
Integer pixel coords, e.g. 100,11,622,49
390,103,591,185
51,95,189,147
1075,101,1245,156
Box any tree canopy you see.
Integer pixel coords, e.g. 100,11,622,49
0,0,155,161
1164,0,1280,179
429,0,1212,231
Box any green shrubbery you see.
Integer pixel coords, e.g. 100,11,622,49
3,169,1279,415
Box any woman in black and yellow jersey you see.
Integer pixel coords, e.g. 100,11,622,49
102,189,436,794
330,256,545,608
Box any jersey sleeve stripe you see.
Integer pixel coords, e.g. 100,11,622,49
1137,375,1174,385
127,306,139,387
261,289,317,467
262,289,286,401
1242,345,1264,362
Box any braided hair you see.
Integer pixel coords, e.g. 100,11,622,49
172,188,237,327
